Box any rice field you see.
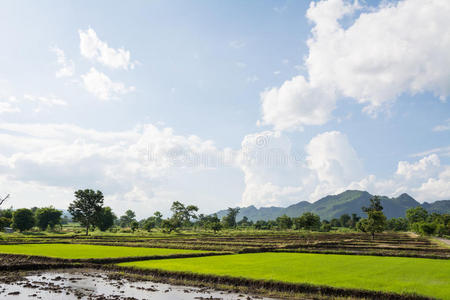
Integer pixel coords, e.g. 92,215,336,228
0,243,208,259
119,252,450,299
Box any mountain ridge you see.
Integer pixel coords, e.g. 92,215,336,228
214,190,450,221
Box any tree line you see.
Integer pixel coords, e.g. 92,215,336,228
0,191,449,238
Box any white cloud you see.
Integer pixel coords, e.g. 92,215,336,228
433,119,450,132
396,154,441,180
260,76,336,131
51,46,75,77
261,0,450,130
81,68,135,100
79,28,134,70
411,146,450,158
0,122,235,217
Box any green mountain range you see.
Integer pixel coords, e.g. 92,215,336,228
214,190,450,221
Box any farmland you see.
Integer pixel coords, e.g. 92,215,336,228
119,252,450,299
0,231,449,299
0,243,209,259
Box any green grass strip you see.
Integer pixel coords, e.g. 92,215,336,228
119,252,450,299
0,244,207,259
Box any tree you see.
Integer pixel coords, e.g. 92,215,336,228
153,211,163,227
35,207,62,231
68,189,104,235
96,207,116,231
294,212,321,231
170,201,198,227
119,210,136,228
222,207,240,228
204,214,222,233
339,214,351,228
406,206,428,224
0,217,11,229
350,213,361,228
237,216,252,227
143,218,156,232
358,196,387,239
362,196,383,213
386,217,408,231
0,194,10,206
130,220,139,233
12,208,34,232
276,215,293,230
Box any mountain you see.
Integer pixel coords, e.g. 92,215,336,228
214,190,450,221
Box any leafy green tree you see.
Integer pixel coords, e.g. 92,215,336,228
294,212,321,231
350,213,361,228
0,217,11,229
95,207,116,231
161,218,180,233
35,207,62,231
363,195,383,213
12,208,35,232
222,207,240,228
358,197,387,239
386,217,408,231
205,214,222,233
406,206,428,224
143,218,156,232
237,216,252,227
68,189,104,235
330,218,341,227
0,207,13,219
130,220,139,233
339,214,351,228
276,214,293,230
119,210,137,228
170,201,199,227
153,211,163,227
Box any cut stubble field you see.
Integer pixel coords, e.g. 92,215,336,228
0,244,208,259
119,252,450,299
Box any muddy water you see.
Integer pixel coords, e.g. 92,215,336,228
0,269,276,300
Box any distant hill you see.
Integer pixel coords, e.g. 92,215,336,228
214,190,450,221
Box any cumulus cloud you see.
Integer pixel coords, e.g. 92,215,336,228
0,122,235,216
51,46,75,77
79,28,135,70
261,0,450,130
237,130,449,206
81,68,135,100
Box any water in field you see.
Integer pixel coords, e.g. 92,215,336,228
0,269,273,300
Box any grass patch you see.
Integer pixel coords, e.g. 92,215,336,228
0,244,207,259
119,252,450,299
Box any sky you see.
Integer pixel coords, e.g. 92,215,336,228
0,0,449,218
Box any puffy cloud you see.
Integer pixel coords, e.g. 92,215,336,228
237,130,449,206
81,68,135,100
23,94,67,112
260,76,335,130
396,154,441,180
261,0,450,130
50,46,75,78
0,122,233,216
79,28,134,70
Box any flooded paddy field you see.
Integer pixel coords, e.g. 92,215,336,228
0,269,273,300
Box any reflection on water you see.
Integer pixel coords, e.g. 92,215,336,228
0,269,275,300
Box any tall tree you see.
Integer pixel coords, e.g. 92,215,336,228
222,207,240,228
119,210,136,228
358,195,387,239
68,189,104,235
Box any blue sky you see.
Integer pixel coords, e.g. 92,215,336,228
0,0,449,217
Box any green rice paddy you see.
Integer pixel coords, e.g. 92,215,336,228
119,252,450,299
0,243,207,259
